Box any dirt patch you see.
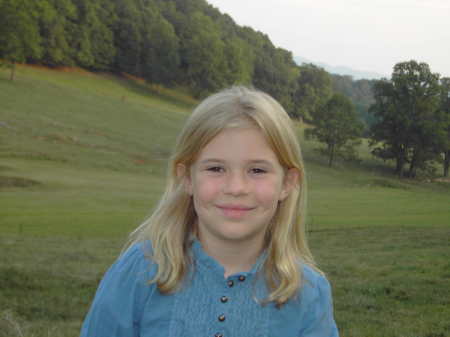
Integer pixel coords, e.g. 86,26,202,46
433,178,450,183
0,176,41,188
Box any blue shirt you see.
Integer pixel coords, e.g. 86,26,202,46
80,240,339,337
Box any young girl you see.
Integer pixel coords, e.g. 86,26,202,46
80,86,339,337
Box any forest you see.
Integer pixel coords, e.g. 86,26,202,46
1,0,449,178
0,0,373,118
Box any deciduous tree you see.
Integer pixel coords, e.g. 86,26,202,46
306,93,364,167
369,61,442,177
293,63,332,121
439,77,450,177
0,0,42,80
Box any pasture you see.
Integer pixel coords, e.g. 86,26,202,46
1,66,449,337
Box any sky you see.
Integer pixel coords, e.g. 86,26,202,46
206,0,450,78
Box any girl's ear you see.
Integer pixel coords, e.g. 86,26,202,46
176,163,193,195
279,168,300,201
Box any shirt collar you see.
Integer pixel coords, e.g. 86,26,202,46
190,238,267,277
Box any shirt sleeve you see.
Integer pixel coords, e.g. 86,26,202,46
299,269,339,337
80,242,156,337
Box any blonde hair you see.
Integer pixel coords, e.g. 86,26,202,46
128,86,319,306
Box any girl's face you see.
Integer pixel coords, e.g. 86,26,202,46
184,127,298,250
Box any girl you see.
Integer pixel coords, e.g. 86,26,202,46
80,86,339,337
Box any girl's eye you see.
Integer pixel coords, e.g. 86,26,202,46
206,166,224,173
250,168,267,174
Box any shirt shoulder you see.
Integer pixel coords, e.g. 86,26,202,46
102,241,156,287
295,264,339,336
80,241,158,336
298,263,333,304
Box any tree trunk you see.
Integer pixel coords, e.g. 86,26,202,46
396,155,405,178
9,62,16,81
328,144,335,167
408,149,419,178
444,150,450,177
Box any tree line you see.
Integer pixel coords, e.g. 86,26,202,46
369,61,450,178
1,0,448,178
308,60,450,177
0,0,333,119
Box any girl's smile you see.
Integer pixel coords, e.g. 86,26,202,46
216,204,256,219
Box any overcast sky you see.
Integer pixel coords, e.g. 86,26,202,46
206,0,450,78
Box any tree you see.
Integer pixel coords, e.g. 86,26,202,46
251,36,297,114
71,0,116,70
141,6,180,85
306,93,364,167
0,0,42,80
439,77,450,177
178,11,227,96
292,63,332,121
369,61,442,178
37,0,77,66
332,75,377,128
221,36,253,86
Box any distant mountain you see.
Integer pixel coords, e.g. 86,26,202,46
294,56,386,80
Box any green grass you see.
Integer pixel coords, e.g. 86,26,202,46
1,65,449,337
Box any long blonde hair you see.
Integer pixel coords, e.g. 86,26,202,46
128,86,318,306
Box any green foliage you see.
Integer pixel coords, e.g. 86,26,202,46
251,39,297,112
0,0,336,107
141,9,180,85
306,93,364,167
178,11,227,96
37,0,77,66
0,0,42,79
71,0,116,70
293,63,332,120
331,74,377,127
112,0,142,75
438,77,450,177
369,60,444,178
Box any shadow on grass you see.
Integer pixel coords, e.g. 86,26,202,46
107,73,196,109
0,176,41,188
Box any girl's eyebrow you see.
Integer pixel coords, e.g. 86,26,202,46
198,158,275,166
198,158,225,164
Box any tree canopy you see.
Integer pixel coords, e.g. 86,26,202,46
0,0,310,109
369,60,446,177
306,93,364,167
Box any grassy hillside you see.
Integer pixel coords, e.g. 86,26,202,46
1,66,449,337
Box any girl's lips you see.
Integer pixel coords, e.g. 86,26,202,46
217,205,254,219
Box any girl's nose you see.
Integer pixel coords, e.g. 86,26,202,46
223,171,249,196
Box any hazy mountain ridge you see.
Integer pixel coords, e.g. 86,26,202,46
294,56,386,80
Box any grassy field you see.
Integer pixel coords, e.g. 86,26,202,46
1,65,449,337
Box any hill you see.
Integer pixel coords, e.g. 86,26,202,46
294,55,386,80
0,66,449,337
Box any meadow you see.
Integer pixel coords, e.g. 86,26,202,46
1,65,449,337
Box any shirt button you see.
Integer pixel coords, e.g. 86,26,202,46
227,280,234,287
215,333,223,337
220,296,228,303
238,275,246,282
218,314,226,322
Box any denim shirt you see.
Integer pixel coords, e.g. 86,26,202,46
80,240,339,337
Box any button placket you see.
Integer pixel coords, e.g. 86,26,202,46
215,278,234,335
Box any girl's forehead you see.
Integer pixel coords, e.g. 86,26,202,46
196,127,280,162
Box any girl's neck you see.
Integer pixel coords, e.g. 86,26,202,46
198,235,265,278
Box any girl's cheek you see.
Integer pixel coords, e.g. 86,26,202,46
254,181,284,202
196,178,222,197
